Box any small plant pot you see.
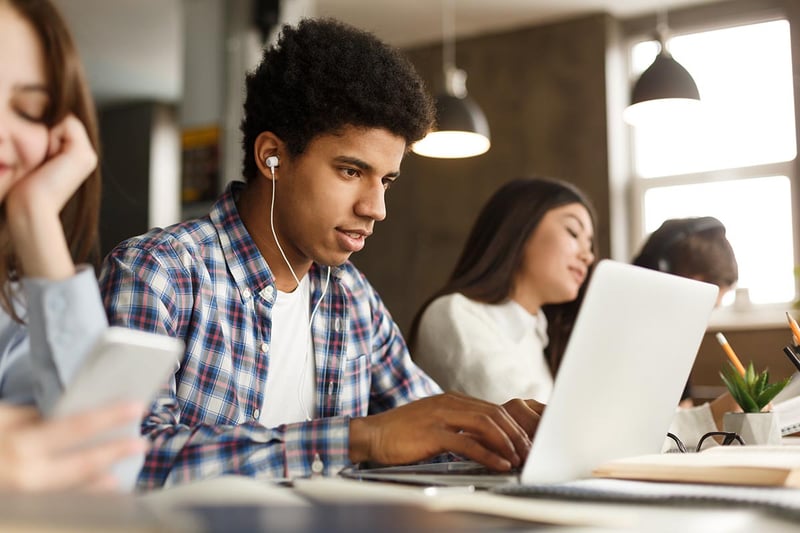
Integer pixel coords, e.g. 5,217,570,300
722,411,782,446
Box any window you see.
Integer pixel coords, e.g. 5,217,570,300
629,19,797,306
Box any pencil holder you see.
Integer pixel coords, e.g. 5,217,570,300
722,411,781,446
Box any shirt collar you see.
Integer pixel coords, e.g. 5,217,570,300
210,181,339,295
486,299,549,345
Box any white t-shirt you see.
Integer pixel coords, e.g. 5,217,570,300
414,293,553,404
260,275,315,427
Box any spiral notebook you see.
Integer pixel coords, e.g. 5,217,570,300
343,260,718,487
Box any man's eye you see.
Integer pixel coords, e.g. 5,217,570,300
342,168,360,178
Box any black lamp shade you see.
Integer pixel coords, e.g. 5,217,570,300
435,94,490,137
411,93,491,158
631,51,700,105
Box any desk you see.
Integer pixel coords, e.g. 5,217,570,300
0,478,798,533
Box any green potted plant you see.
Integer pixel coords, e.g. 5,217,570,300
720,362,791,445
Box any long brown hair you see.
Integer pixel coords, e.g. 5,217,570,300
0,0,101,320
408,177,598,375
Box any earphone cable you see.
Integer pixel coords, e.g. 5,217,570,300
267,163,330,421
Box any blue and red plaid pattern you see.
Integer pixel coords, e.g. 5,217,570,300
99,182,440,489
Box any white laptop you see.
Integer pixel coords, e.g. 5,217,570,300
341,260,718,487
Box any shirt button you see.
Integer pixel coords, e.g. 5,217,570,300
261,343,269,353
253,409,260,419
334,318,342,332
264,286,275,298
242,288,251,299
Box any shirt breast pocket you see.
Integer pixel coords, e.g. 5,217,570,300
340,344,370,415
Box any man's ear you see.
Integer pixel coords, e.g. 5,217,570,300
254,131,285,180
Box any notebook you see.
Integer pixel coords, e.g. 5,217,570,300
341,259,719,488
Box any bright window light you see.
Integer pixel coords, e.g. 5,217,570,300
631,20,796,178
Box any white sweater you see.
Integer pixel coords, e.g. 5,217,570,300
413,293,553,404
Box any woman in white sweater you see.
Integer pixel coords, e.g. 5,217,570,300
410,177,596,404
412,197,742,450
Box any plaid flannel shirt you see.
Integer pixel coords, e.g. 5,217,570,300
99,182,441,489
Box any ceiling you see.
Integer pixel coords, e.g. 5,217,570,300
317,0,722,48
53,0,722,106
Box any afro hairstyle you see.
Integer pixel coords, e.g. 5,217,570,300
240,17,435,182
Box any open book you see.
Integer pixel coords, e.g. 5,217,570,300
592,445,800,487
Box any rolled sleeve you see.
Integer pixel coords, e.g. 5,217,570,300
22,265,108,414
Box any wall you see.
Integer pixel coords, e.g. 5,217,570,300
354,13,613,335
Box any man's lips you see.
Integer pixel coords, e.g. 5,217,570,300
336,228,372,252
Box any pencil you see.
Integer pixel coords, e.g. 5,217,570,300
787,312,800,346
715,332,746,376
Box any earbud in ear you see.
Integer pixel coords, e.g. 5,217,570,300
265,155,279,169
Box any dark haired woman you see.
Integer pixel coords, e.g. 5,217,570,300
410,177,597,404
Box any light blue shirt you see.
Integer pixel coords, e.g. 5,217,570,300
0,266,108,412
0,267,142,491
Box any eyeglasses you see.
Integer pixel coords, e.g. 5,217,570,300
666,431,745,453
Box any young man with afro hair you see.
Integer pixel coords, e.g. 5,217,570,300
100,18,541,489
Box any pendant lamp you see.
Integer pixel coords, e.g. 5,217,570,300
623,12,701,126
411,0,490,158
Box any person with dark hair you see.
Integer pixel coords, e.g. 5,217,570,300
410,177,597,404
632,216,741,449
632,216,738,307
100,18,541,489
0,0,145,491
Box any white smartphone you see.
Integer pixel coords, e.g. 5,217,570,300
52,326,183,418
49,327,183,490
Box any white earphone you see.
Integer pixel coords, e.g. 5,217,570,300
265,155,279,173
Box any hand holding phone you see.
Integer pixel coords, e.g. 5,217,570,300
50,327,183,491
53,327,183,419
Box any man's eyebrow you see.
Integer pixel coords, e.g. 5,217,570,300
334,155,400,178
